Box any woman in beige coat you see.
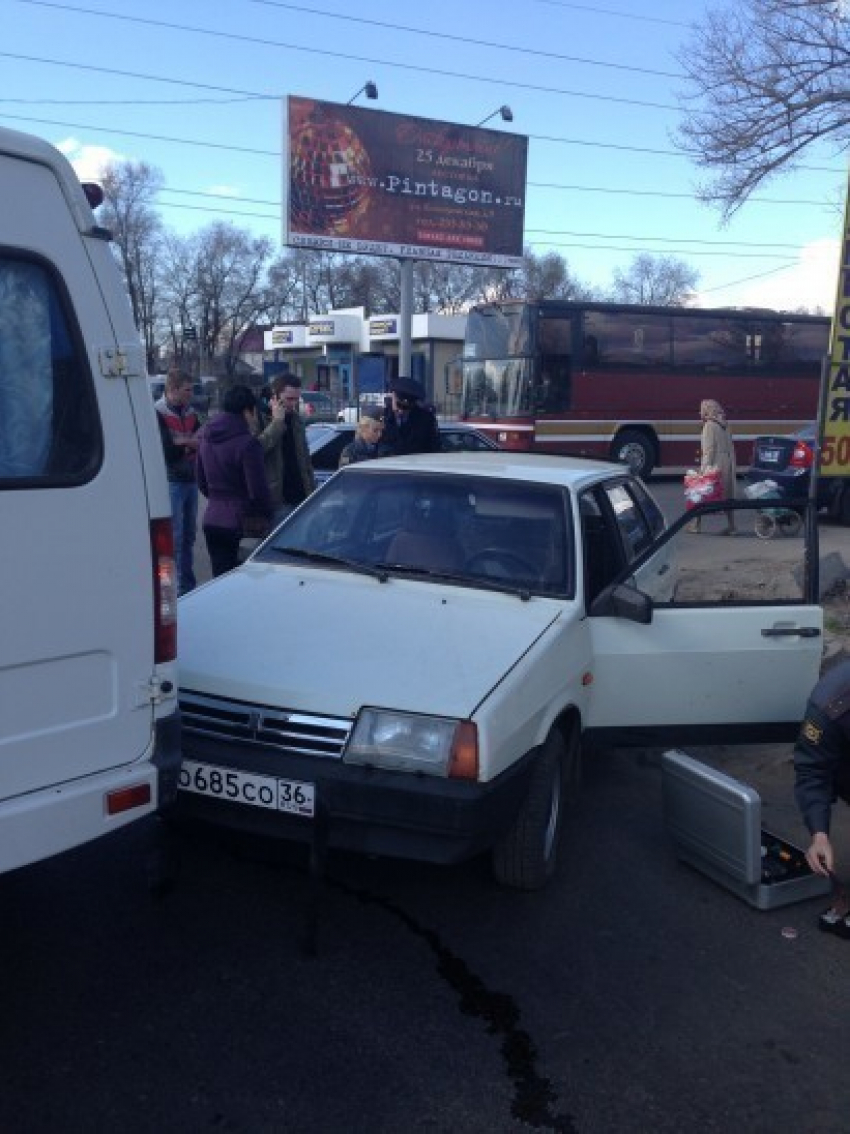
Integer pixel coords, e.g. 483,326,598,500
688,398,738,535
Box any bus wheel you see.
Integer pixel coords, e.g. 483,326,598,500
612,430,656,477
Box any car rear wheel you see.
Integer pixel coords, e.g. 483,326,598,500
491,724,579,891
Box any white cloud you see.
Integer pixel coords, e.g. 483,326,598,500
698,237,841,314
55,137,125,181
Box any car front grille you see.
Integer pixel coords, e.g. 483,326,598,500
179,690,353,759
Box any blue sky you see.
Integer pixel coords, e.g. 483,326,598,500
2,0,846,312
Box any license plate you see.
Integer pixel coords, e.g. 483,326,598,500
179,759,315,818
760,448,781,463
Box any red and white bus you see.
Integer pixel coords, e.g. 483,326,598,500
460,300,830,475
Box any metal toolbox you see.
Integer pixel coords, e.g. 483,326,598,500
661,749,832,910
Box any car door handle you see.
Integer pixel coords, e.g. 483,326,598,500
761,626,821,638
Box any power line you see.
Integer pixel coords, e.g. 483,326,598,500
529,132,842,174
0,108,837,210
0,52,266,98
0,95,265,106
529,179,831,206
532,0,689,27
525,240,797,260
158,189,811,249
246,0,683,78
151,199,812,259
2,27,679,112
526,227,803,249
0,111,279,156
0,88,840,178
699,265,800,294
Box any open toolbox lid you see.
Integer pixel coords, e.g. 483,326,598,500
661,749,763,885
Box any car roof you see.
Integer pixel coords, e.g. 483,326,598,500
307,421,490,435
341,449,628,489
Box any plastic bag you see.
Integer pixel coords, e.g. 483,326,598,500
684,466,724,509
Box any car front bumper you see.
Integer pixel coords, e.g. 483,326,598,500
175,734,538,865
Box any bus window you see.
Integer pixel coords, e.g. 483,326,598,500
463,304,532,361
536,315,573,412
672,315,749,371
754,320,830,371
583,311,671,368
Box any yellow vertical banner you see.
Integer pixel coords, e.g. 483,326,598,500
821,169,850,476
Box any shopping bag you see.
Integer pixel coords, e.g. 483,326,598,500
684,467,724,510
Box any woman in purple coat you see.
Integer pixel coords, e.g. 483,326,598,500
196,385,272,577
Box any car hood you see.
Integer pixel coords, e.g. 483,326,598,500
178,563,563,719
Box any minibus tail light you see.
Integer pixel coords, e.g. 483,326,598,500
151,518,177,663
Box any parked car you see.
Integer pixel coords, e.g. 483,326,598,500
176,451,821,890
299,390,337,422
745,424,850,522
307,421,500,485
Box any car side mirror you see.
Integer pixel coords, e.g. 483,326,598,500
589,582,653,624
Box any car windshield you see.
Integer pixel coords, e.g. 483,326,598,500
256,469,572,597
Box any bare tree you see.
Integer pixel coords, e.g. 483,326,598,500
520,249,594,301
99,161,164,369
676,0,850,218
157,231,202,370
610,254,700,306
191,222,273,378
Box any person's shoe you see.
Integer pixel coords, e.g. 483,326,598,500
818,906,850,937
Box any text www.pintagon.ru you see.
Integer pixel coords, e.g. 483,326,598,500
347,173,523,208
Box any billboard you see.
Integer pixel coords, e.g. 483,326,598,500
820,169,850,476
283,96,527,268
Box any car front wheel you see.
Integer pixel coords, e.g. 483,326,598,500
491,725,579,891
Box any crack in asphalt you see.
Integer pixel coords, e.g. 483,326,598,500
328,877,577,1134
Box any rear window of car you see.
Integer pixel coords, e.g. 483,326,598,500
0,254,102,487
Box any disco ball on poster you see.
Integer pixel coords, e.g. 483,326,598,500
290,114,373,235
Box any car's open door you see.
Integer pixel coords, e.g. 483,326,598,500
585,500,823,747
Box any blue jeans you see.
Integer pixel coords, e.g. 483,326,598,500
169,480,198,594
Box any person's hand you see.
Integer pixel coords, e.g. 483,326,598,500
184,435,199,450
805,831,834,876
271,395,286,421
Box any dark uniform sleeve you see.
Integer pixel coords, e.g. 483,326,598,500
793,705,843,835
793,661,850,837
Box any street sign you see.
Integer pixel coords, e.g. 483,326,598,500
819,169,850,477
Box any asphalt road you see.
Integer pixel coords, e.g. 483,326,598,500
3,478,849,1133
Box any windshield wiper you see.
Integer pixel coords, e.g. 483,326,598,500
379,562,531,601
271,546,388,582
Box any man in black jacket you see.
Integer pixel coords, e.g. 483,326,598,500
381,377,440,456
793,660,850,930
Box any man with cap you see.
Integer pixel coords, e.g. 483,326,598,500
382,376,440,456
339,405,389,467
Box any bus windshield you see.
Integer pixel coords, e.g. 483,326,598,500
461,358,535,416
462,304,536,416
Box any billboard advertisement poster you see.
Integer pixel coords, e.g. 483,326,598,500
283,96,527,268
820,169,850,476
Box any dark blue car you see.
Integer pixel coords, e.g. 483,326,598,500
745,425,850,523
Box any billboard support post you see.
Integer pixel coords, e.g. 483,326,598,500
399,258,413,381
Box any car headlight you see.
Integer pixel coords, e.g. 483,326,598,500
344,709,478,780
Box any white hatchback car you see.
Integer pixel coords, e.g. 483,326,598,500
177,453,823,889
